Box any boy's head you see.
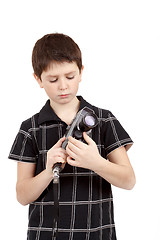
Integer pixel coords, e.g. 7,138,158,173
32,33,82,80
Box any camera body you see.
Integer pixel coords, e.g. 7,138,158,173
62,107,98,149
53,107,98,183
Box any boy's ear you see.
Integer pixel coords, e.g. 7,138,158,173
79,65,84,82
81,65,84,73
33,73,43,88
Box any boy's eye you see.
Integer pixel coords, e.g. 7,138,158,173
49,79,57,83
67,76,74,80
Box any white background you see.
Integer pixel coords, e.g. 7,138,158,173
0,0,160,239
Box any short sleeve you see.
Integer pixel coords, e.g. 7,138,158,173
8,121,38,163
103,111,133,157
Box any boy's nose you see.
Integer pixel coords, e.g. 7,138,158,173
59,79,67,90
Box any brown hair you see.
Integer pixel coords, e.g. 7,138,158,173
32,33,82,79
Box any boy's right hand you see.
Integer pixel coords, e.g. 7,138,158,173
46,137,67,175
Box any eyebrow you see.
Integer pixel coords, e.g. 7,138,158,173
46,71,77,78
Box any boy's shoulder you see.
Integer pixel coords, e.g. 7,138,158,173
19,112,40,132
79,96,114,120
20,100,57,131
88,102,115,121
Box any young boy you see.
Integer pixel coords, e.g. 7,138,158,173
9,33,135,240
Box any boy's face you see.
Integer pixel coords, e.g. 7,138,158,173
35,61,83,106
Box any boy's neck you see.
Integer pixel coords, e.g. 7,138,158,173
50,96,80,124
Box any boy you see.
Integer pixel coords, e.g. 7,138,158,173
9,33,135,240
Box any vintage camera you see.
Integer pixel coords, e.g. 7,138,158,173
53,107,98,183
62,106,98,149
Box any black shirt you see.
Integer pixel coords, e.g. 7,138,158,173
9,96,133,240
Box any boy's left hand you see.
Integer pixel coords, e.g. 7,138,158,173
66,132,100,170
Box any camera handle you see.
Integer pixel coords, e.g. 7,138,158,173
52,179,59,239
52,162,63,238
53,163,62,184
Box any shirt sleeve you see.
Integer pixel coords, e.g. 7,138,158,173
102,110,133,157
8,120,38,163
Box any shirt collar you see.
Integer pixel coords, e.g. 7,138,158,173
38,96,93,125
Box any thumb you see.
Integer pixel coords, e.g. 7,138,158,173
53,136,66,148
83,132,94,145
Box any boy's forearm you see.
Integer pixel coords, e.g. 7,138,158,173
94,156,136,190
16,170,53,206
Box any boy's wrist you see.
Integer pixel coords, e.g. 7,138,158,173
44,168,54,180
92,155,107,173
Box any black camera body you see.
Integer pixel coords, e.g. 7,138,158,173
62,107,98,149
53,107,98,182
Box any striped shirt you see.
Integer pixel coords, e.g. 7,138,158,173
9,96,133,240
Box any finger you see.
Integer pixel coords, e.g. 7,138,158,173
58,148,68,156
61,162,66,170
51,147,66,158
53,136,66,149
67,156,78,167
58,152,67,160
57,159,65,164
83,132,94,145
56,155,68,163
67,141,80,154
56,158,65,164
66,145,77,160
68,136,85,149
48,157,65,169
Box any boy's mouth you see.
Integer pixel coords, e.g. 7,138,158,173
59,94,70,98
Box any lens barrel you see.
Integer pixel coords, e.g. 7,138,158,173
79,113,98,132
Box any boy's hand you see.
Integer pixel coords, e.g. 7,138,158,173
66,132,100,171
46,137,67,175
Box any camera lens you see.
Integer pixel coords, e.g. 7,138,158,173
84,115,96,127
